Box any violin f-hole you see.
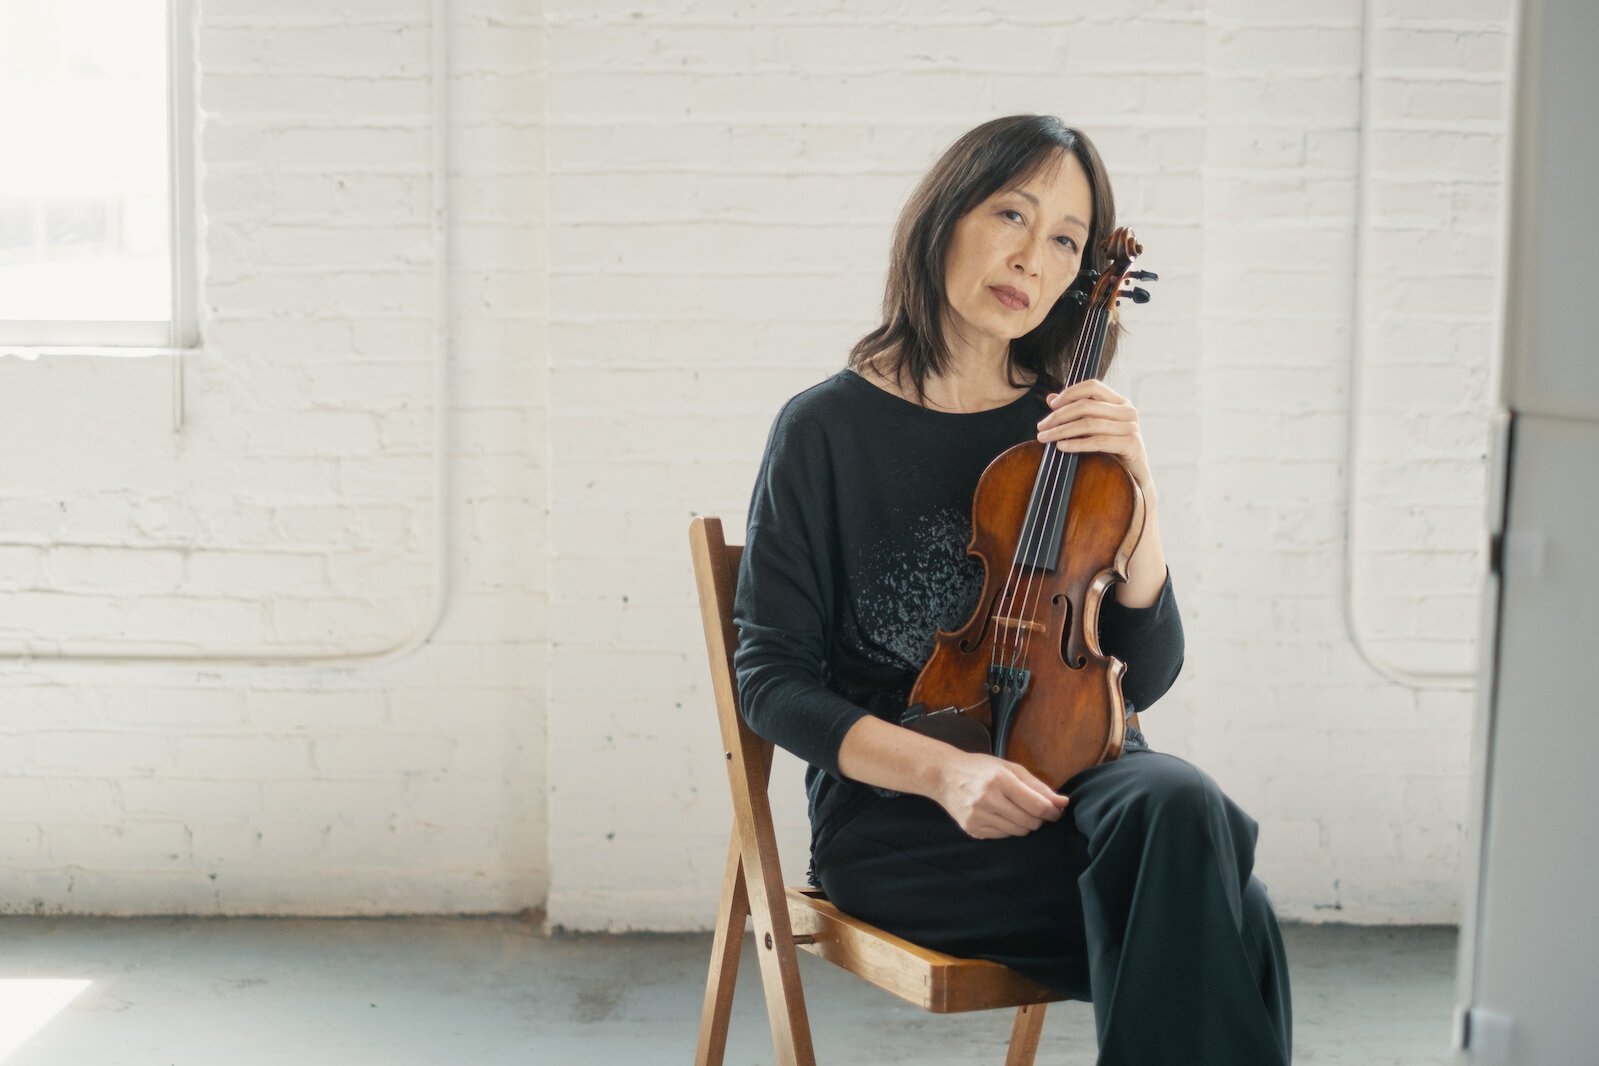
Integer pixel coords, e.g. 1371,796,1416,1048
1051,591,1087,668
958,587,1003,653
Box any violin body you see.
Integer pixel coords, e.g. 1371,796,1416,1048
904,225,1156,790
907,442,1145,789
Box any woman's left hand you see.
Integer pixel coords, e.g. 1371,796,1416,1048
1036,379,1154,492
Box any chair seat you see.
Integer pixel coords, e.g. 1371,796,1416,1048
786,886,1063,1014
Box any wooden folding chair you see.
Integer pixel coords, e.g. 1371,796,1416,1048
689,515,1070,1066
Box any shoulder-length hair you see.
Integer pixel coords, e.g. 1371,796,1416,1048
847,115,1121,404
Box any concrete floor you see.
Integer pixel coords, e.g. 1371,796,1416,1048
0,917,1458,1064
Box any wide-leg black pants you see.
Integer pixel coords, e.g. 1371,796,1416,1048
812,746,1293,1065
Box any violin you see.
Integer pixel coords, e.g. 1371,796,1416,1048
900,227,1157,790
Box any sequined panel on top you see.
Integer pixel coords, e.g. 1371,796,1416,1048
850,506,984,673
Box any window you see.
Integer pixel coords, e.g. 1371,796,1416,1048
0,0,194,350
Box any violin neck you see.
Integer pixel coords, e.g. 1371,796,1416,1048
1063,300,1112,388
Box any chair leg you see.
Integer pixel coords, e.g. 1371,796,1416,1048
1004,1002,1048,1066
694,833,749,1066
740,853,816,1065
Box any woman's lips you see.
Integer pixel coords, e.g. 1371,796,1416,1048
990,285,1029,310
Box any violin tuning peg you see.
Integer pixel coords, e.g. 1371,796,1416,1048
1116,286,1151,304
1128,269,1158,282
1061,289,1087,305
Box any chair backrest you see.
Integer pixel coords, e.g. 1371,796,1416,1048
689,514,772,784
689,514,817,1064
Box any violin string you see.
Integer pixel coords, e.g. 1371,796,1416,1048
987,301,1086,676
984,273,1100,684
991,277,1100,676
1006,282,1115,676
1007,300,1107,673
999,320,1087,676
1009,302,1110,675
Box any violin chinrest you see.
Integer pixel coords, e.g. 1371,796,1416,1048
900,703,992,755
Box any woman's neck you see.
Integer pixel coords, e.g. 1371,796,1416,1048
862,347,1034,413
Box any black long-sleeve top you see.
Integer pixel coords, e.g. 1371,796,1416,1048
732,367,1185,877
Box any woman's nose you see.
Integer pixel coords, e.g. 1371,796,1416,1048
1011,241,1043,274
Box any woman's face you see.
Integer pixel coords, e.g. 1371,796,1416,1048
941,150,1094,355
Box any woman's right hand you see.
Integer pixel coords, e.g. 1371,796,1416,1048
932,751,1071,839
836,715,1071,837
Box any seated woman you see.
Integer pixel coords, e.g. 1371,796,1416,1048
731,114,1293,1065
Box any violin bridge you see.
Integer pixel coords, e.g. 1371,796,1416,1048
993,615,1045,635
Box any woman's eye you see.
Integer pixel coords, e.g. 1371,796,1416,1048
1002,208,1077,251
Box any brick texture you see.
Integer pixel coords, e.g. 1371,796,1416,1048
0,0,1508,927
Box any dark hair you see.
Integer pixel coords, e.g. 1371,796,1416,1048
847,115,1121,404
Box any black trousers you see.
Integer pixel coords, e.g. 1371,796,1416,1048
812,746,1293,1065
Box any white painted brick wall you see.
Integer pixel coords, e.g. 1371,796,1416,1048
0,0,548,915
0,0,1507,927
545,0,1509,931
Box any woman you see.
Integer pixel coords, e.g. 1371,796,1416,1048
731,114,1292,1065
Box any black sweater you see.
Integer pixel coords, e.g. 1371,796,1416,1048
732,367,1186,872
